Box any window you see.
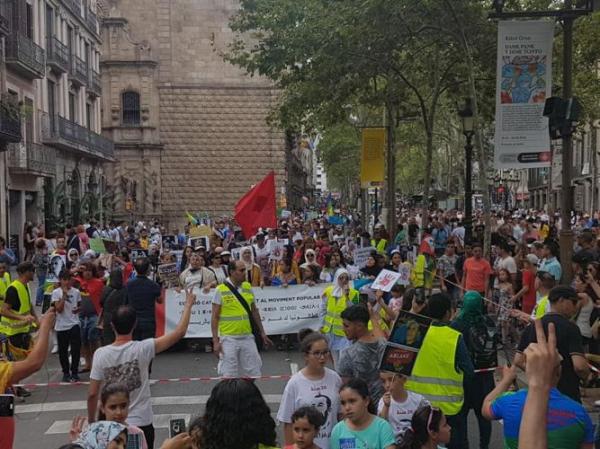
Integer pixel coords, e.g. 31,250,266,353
69,92,76,122
86,102,92,130
25,3,33,38
122,91,140,125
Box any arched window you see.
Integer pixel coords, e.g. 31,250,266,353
122,91,140,125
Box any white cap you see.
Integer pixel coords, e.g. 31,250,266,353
526,254,539,265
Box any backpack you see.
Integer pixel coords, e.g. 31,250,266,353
467,316,499,370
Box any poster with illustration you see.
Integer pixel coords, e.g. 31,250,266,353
268,241,285,261
131,249,148,262
47,255,67,283
371,269,401,292
379,310,432,376
188,236,209,250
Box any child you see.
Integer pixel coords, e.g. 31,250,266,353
330,378,396,449
284,406,326,449
397,405,451,449
494,268,517,347
69,383,148,449
51,271,82,383
377,372,429,443
388,284,405,315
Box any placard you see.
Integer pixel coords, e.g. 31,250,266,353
89,238,106,254
371,269,401,292
164,284,327,337
268,241,285,261
162,235,177,250
379,310,432,376
157,263,179,288
353,246,375,269
189,225,213,237
398,264,411,286
47,255,67,283
131,249,148,262
188,236,209,250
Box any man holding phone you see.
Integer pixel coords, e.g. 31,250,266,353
51,271,82,383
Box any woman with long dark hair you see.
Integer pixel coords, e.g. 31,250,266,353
201,378,278,449
397,405,451,449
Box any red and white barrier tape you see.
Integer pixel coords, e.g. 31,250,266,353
14,374,292,389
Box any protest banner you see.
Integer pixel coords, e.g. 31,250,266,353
371,269,401,292
131,249,148,262
353,246,375,268
494,20,554,169
157,263,179,288
268,240,285,261
164,284,327,337
379,310,432,376
89,238,106,254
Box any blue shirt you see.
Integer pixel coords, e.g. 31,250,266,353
539,257,562,281
330,416,396,449
490,388,594,449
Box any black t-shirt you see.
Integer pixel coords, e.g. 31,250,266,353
125,276,161,324
4,286,21,311
517,313,585,402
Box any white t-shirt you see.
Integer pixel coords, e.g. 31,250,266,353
90,339,156,426
377,391,429,440
51,287,82,332
277,368,342,449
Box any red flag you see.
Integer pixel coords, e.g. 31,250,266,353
234,171,277,238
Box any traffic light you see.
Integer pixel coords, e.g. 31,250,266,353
543,96,582,139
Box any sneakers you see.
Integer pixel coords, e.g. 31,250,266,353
51,345,58,354
61,374,71,383
15,386,31,397
71,374,81,382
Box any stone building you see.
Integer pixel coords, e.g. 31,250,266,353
0,0,113,257
100,0,313,227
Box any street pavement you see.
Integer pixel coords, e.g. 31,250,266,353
13,343,507,449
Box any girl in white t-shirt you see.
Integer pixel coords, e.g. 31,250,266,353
277,329,342,449
378,372,429,443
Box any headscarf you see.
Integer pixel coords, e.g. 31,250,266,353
331,268,350,297
68,248,79,261
452,290,485,330
75,421,127,449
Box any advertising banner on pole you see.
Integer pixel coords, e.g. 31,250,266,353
494,20,554,169
164,285,327,338
360,128,385,188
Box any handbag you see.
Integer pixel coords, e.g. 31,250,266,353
224,281,264,351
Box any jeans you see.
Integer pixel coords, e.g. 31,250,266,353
36,274,46,306
447,410,467,449
57,325,81,376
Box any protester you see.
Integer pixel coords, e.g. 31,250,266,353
75,263,104,372
330,378,396,449
396,405,452,449
126,258,162,341
284,406,326,449
74,421,127,449
87,289,195,449
461,243,492,299
179,253,216,291
278,329,342,449
337,304,387,406
211,260,272,377
51,271,82,382
100,269,126,345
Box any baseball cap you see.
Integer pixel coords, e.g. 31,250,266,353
525,254,539,266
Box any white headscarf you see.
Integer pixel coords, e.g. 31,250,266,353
331,268,350,298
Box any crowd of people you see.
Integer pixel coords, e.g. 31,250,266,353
0,207,599,449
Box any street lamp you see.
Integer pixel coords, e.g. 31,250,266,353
458,98,475,244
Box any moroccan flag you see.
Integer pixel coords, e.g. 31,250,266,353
235,171,277,238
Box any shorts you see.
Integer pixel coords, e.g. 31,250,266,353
80,315,100,345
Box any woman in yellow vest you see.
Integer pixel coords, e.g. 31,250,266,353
201,378,280,449
0,262,11,305
320,268,359,366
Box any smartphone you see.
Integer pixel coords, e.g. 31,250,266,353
0,395,15,417
169,418,186,438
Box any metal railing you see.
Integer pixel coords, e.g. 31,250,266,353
5,33,46,78
46,36,69,73
40,111,114,159
7,142,55,176
0,95,22,143
85,8,98,34
70,55,88,86
88,69,101,96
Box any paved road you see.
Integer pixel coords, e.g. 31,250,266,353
13,343,506,449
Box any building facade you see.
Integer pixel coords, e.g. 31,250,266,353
100,0,313,228
0,0,113,258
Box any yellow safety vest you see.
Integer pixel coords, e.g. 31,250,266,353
0,272,10,301
367,307,390,334
411,255,426,288
216,282,254,336
321,286,359,337
0,280,32,336
405,325,464,416
534,295,549,319
371,239,388,255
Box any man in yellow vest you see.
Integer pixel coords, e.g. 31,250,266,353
0,262,38,349
370,227,388,256
211,260,272,377
405,293,474,449
0,262,11,305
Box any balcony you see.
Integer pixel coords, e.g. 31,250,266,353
0,95,22,144
70,55,88,87
62,0,81,17
7,142,55,177
40,112,114,160
85,8,98,35
88,69,101,97
5,33,46,79
46,37,70,74
0,0,10,36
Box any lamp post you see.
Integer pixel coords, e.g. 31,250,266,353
459,98,475,244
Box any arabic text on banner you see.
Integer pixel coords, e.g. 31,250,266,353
494,20,554,169
164,284,327,338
